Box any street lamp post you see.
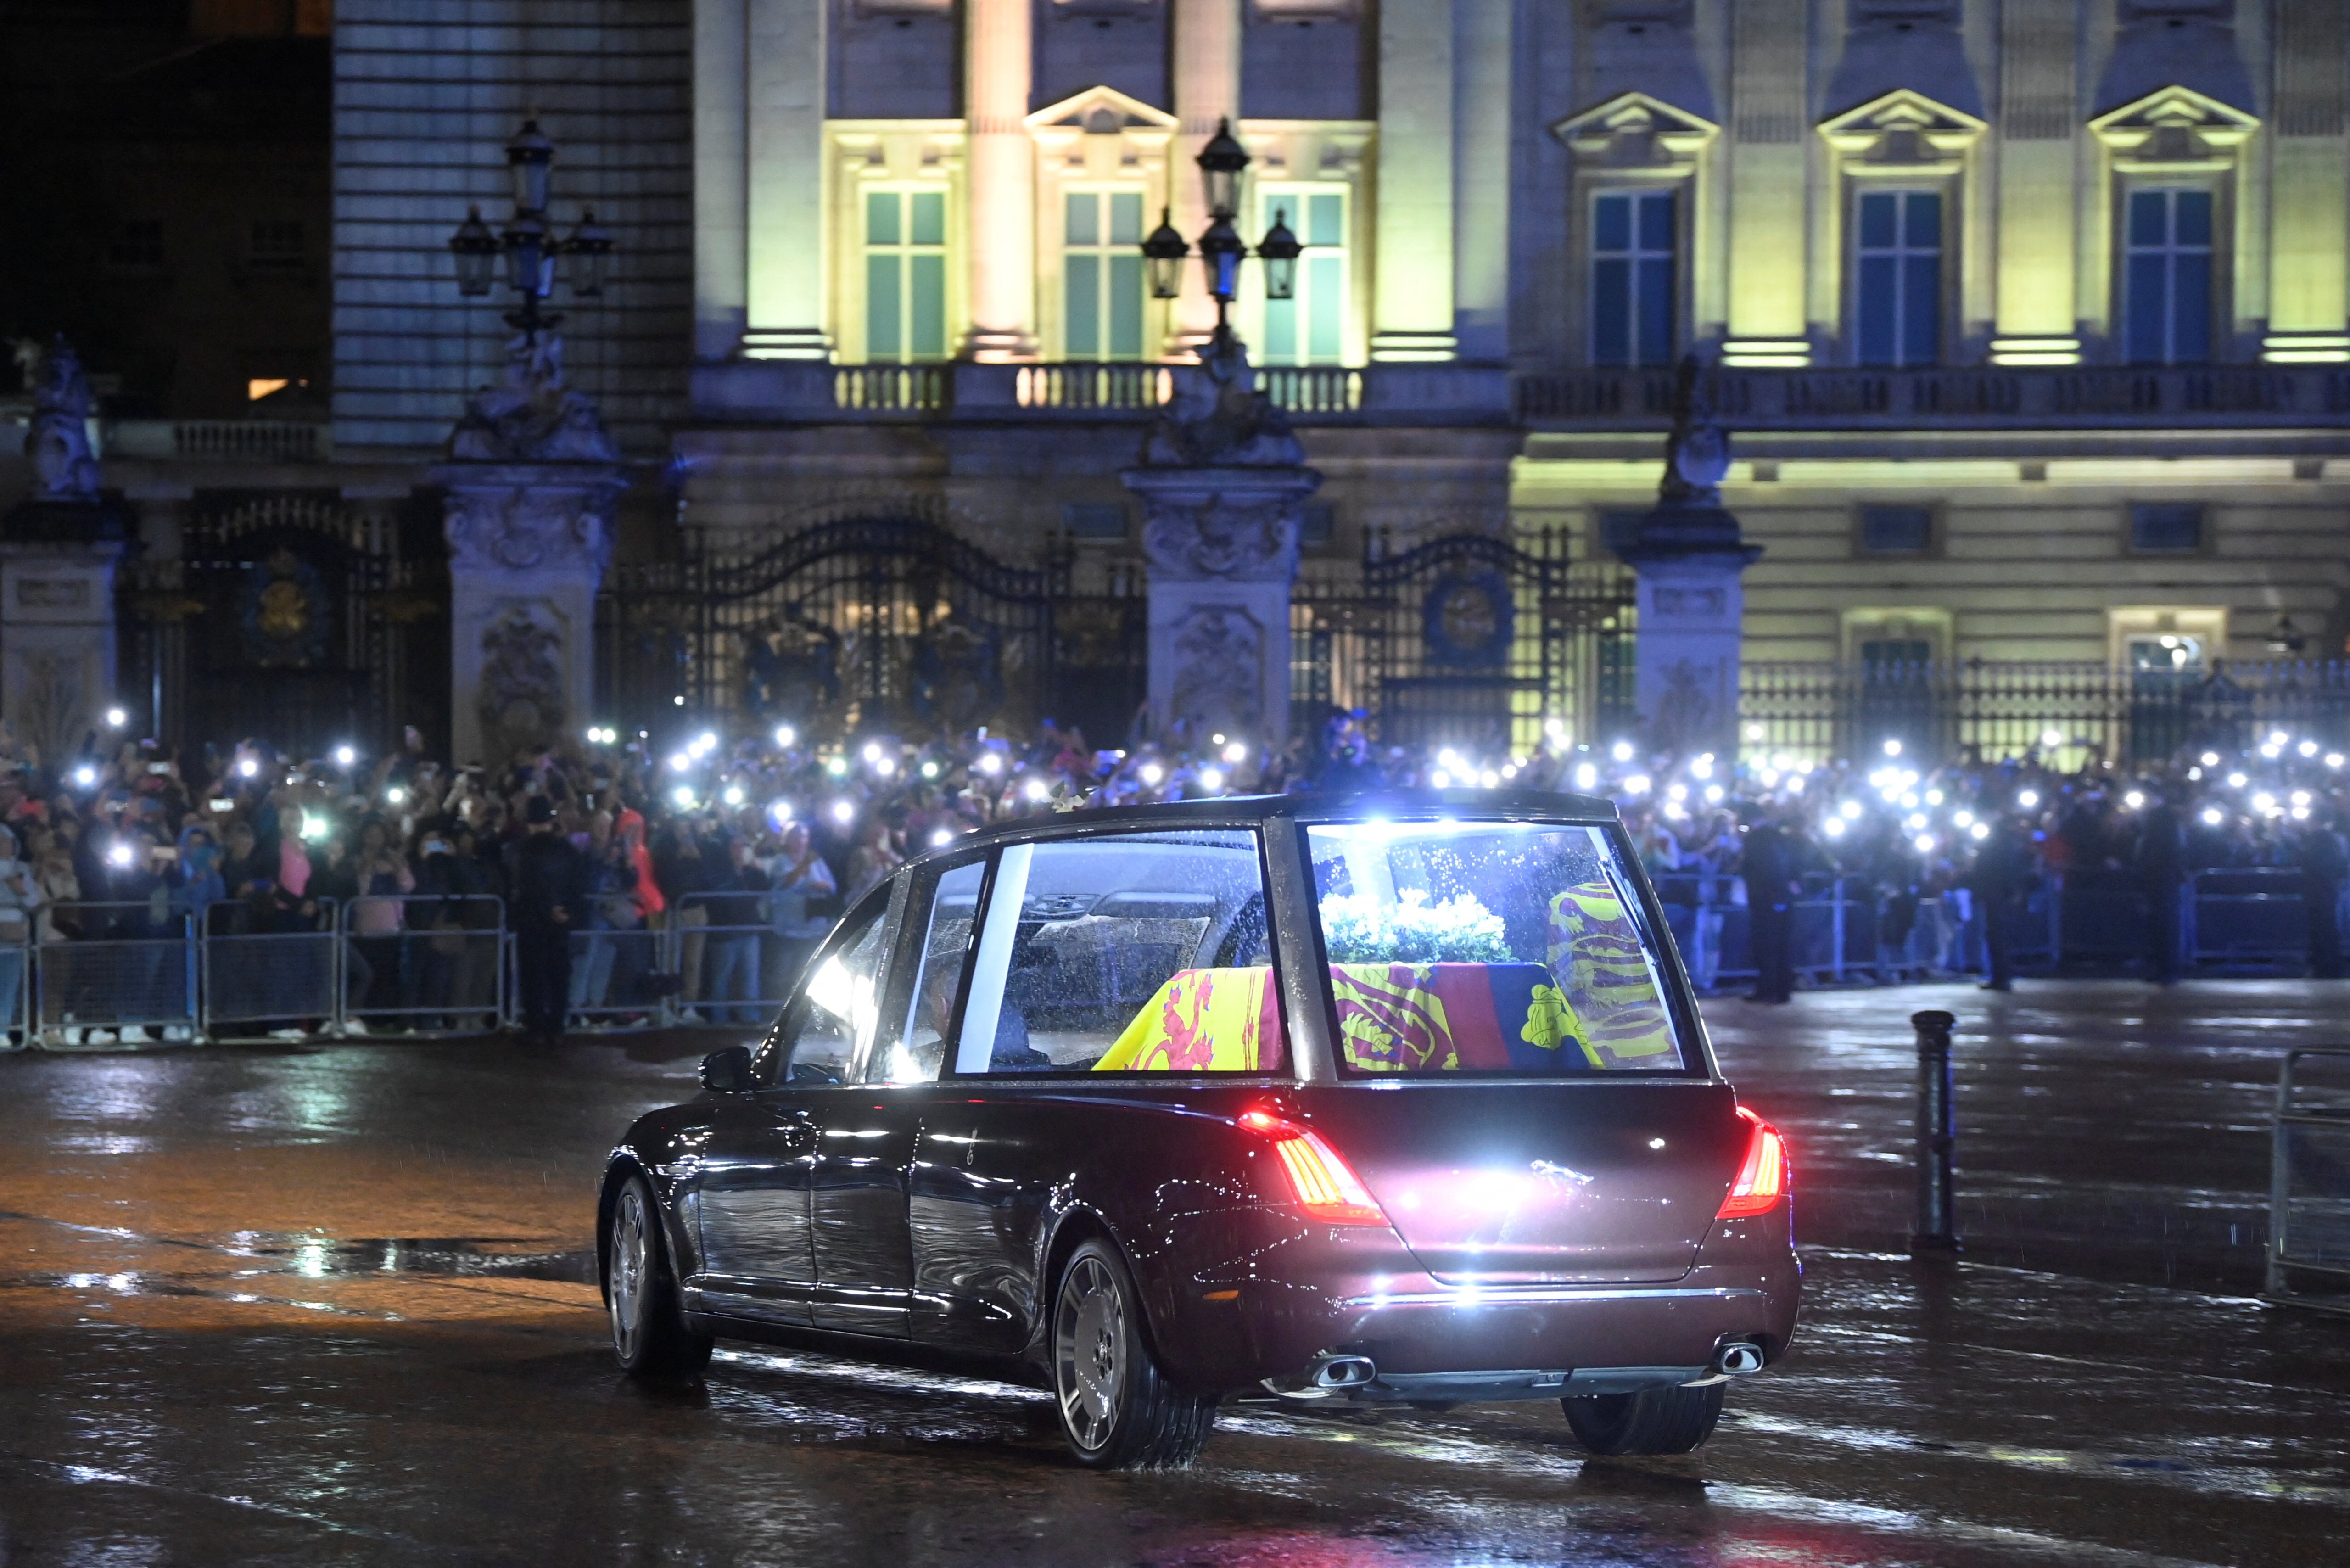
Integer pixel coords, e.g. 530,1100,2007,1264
1141,118,1301,348
447,118,614,342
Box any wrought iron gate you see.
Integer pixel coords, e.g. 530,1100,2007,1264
118,491,442,755
1291,527,1637,755
598,515,1145,745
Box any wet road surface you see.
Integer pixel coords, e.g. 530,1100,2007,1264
0,980,2341,1565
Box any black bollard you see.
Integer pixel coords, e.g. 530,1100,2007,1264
1909,1009,1962,1253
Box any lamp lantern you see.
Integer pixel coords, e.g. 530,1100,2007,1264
1257,207,1301,302
1196,118,1250,219
502,207,554,298
506,118,556,213
448,206,498,297
1197,213,1246,305
565,207,614,297
1142,207,1189,301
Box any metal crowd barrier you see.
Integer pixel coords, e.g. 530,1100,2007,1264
662,891,816,1030
2190,868,2311,971
0,937,27,1049
1652,867,2344,992
564,924,666,1030
2267,1047,2350,1316
35,902,199,1046
337,894,506,1037
201,899,340,1042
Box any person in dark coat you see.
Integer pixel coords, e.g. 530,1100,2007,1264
2298,811,2348,980
1740,806,1801,1003
1965,813,2033,992
2132,792,2188,986
509,795,589,1045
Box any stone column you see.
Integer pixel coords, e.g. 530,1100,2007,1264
1122,341,1318,745
1170,0,1243,351
1451,0,1512,363
433,465,623,767
1126,467,1318,745
1371,0,1458,361
741,0,831,359
0,537,128,765
1992,0,2081,362
1611,360,1761,760
433,334,625,767
962,0,1037,360
2267,0,2350,358
694,0,752,359
1723,0,1809,364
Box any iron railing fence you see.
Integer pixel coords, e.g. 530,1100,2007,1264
1740,660,2350,767
1291,526,1638,757
598,507,1148,750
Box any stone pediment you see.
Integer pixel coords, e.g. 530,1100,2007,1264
2089,84,2260,165
1550,91,1718,170
1817,88,1986,163
1025,85,1179,136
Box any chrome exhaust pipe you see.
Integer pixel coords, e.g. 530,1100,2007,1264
1310,1354,1378,1389
1715,1341,1765,1377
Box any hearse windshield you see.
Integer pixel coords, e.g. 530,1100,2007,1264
1305,820,1689,1076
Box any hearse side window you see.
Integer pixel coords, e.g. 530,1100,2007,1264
874,859,985,1084
949,830,1286,1076
1306,821,1688,1075
767,906,889,1085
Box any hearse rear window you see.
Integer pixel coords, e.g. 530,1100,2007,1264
948,830,1285,1077
1306,821,1686,1075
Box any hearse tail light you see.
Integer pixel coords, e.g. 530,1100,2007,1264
1717,1105,1790,1218
1237,1110,1388,1226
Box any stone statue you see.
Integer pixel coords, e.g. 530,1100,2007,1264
1618,353,1751,559
20,335,102,502
1139,335,1307,470
1658,353,1731,508
449,331,621,464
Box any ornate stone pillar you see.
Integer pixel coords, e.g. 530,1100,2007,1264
2,336,131,763
1371,0,1457,362
431,336,626,767
1611,358,1761,761
1122,341,1319,745
740,0,831,360
962,0,1037,360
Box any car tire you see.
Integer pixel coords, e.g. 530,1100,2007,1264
606,1173,714,1380
1561,1383,1724,1455
1050,1237,1215,1470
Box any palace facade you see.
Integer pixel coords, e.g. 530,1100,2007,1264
8,1,2350,760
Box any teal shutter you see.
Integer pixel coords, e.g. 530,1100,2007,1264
909,190,945,246
1067,253,1102,357
867,253,902,357
1108,256,1144,358
1306,254,1343,361
909,252,946,358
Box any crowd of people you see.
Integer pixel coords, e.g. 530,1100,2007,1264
0,703,2340,1044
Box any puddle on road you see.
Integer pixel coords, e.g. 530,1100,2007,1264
229,1235,598,1284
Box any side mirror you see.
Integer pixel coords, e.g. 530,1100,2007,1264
699,1044,754,1094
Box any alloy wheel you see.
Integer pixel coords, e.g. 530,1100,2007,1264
609,1184,649,1362
1054,1254,1125,1451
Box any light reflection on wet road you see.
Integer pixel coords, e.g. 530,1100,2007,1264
0,980,2339,1565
